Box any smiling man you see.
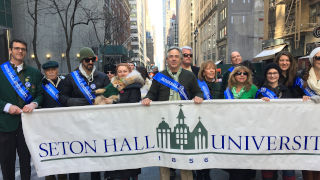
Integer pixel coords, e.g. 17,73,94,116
142,46,203,180
0,39,43,180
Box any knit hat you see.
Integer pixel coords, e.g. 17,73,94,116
309,47,320,66
79,47,96,61
264,63,281,78
42,61,59,70
104,63,116,74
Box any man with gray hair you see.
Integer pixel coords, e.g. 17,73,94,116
142,46,203,180
180,46,200,77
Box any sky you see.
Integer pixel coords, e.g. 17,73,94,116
148,0,164,70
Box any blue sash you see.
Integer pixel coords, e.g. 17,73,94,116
294,77,317,96
1,62,33,103
42,83,60,105
71,70,96,104
197,80,212,100
224,88,234,99
255,87,278,99
153,73,189,100
228,66,235,72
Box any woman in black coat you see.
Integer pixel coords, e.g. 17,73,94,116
104,63,143,180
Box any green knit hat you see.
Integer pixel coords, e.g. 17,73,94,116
78,47,96,61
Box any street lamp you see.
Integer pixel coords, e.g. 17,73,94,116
31,54,35,59
46,53,51,60
76,53,80,58
194,27,199,65
61,53,65,58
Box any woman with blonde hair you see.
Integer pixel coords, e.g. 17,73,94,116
224,65,257,180
224,65,258,99
197,60,223,100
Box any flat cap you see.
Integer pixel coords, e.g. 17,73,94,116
42,61,59,70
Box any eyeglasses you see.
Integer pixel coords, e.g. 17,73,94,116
234,72,248,76
314,56,320,61
83,57,96,63
267,72,279,76
106,71,114,74
183,53,193,58
12,47,27,52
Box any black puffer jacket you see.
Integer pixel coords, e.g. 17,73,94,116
60,69,109,106
119,83,142,103
41,77,64,108
256,83,293,99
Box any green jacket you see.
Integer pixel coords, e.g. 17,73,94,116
145,69,203,101
0,62,43,132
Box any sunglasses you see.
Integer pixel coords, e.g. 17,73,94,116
314,56,320,61
183,53,193,58
234,72,248,76
83,57,96,63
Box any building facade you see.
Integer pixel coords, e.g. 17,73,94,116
263,0,320,58
178,0,194,50
193,0,264,65
0,0,12,64
194,0,218,65
129,0,147,66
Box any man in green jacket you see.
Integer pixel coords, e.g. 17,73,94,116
0,39,43,180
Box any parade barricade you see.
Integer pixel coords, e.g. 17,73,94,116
22,99,320,177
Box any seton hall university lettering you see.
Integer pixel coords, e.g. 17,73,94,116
156,104,208,150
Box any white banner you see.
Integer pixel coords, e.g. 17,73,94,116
22,99,320,177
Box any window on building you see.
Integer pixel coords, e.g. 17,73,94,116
310,5,316,23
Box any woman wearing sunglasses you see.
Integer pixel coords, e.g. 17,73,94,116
301,47,320,180
197,60,223,100
223,65,257,180
224,65,258,99
256,63,292,101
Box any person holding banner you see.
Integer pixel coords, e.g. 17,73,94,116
224,65,258,99
197,60,223,100
104,63,143,180
223,65,257,179
60,47,109,180
0,39,43,180
301,47,320,180
41,61,67,180
256,63,292,100
142,46,203,180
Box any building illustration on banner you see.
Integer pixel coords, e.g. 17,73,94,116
156,104,208,150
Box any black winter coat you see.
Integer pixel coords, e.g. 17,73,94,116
145,68,203,101
59,70,109,106
119,83,142,103
256,83,293,99
41,77,64,108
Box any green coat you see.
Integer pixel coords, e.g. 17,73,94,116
0,62,43,132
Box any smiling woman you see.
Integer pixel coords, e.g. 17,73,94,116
224,65,258,99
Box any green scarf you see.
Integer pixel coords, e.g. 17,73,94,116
167,67,182,101
231,86,245,99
